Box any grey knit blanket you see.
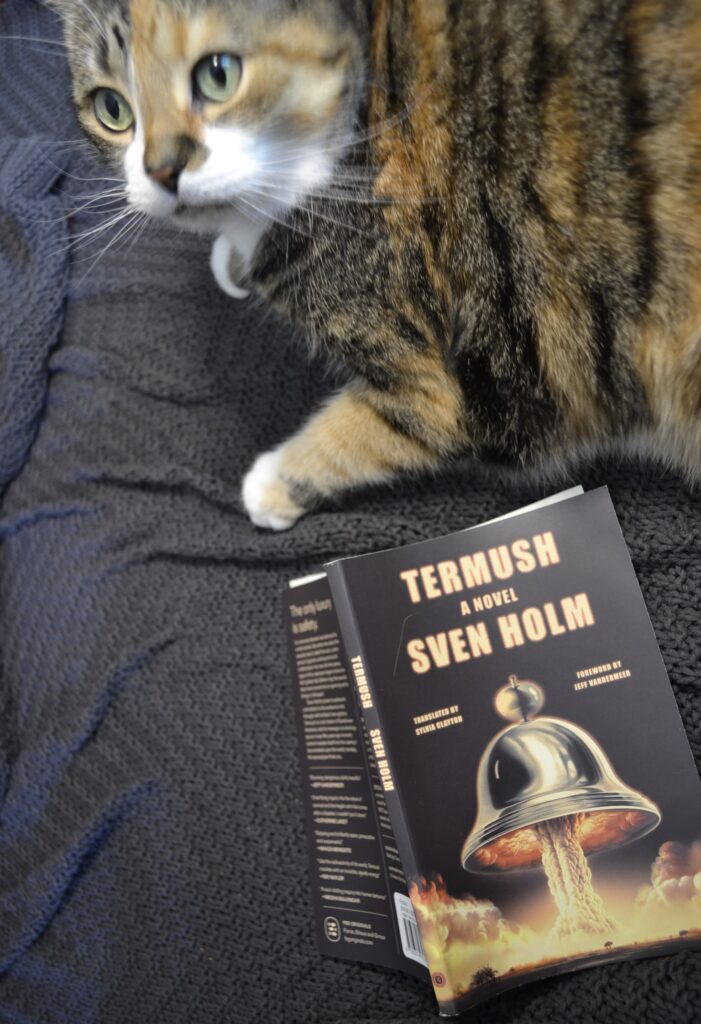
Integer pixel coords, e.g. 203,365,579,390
0,2,699,1022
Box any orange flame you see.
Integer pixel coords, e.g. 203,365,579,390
474,809,650,870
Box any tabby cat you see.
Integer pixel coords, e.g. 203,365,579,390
49,0,701,528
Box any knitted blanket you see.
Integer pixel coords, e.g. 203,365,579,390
0,3,698,1022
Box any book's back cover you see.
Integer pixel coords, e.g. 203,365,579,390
330,488,701,1015
285,574,429,978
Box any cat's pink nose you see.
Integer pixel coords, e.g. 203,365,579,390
145,163,181,194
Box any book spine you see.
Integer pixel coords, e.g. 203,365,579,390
327,561,456,1012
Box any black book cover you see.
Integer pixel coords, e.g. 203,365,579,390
325,488,701,1016
285,574,429,977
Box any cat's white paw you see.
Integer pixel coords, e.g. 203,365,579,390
242,450,305,531
210,235,250,300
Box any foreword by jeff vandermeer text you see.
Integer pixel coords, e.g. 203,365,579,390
398,531,596,674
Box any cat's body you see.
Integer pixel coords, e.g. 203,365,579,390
50,0,701,528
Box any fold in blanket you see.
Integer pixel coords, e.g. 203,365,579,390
0,138,70,494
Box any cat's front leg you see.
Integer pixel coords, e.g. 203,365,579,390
210,214,270,300
242,378,465,530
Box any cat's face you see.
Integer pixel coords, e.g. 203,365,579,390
50,0,367,232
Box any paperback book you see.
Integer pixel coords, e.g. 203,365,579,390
285,488,701,1016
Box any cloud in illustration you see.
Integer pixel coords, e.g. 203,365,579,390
409,876,521,950
636,840,701,909
407,841,701,1004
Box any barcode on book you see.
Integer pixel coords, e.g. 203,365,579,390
393,892,428,967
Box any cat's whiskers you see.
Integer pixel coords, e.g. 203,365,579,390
62,185,129,209
256,92,428,170
70,0,106,40
64,200,130,222
69,188,130,202
0,35,70,49
34,175,130,224
31,139,94,149
56,211,133,248
47,206,137,258
123,213,154,258
75,209,148,284
35,183,126,211
246,187,380,240
38,200,129,226
112,209,151,257
40,156,125,186
255,157,376,186
256,173,442,206
232,122,401,190
233,195,316,243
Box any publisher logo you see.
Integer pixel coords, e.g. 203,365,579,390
324,917,341,943
432,972,446,988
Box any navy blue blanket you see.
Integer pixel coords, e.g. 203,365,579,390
0,3,699,1021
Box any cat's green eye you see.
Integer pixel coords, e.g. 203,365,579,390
93,88,134,133
193,53,242,103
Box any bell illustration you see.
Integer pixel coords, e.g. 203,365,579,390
462,675,661,872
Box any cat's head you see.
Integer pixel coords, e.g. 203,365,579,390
49,0,368,232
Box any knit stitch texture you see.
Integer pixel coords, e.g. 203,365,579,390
0,3,699,1022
